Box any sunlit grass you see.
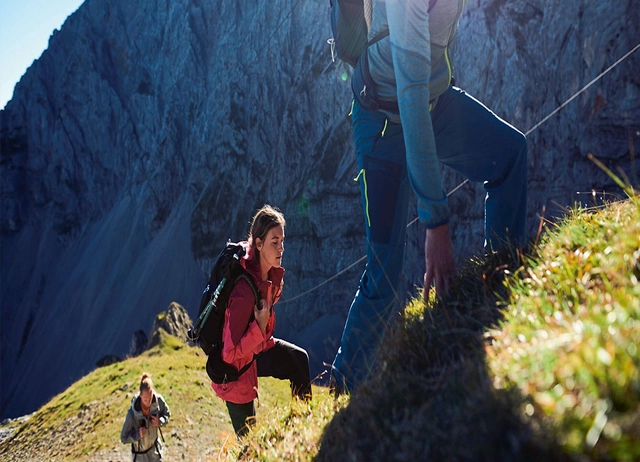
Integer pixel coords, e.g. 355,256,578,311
0,331,337,461
488,197,640,459
314,198,639,461
225,389,348,461
1,197,638,461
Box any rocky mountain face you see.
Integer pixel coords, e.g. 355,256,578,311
1,0,638,419
147,302,192,349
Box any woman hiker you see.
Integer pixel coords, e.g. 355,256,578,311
211,204,312,436
120,372,171,461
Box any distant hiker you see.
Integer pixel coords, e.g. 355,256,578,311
211,205,312,437
330,0,528,393
120,372,171,461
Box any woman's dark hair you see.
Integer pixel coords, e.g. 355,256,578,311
140,372,154,393
248,205,285,255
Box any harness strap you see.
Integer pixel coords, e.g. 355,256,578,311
131,438,158,455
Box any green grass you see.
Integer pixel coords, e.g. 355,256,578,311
313,196,639,461
489,197,640,459
0,331,309,461
1,197,638,461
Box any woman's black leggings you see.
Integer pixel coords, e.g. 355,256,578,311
226,338,312,436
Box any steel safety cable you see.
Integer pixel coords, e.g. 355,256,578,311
279,41,640,305
420,42,640,212
246,0,304,70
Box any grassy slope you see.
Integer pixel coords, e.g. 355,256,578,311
489,198,640,459
1,198,638,461
315,197,639,462
0,332,306,461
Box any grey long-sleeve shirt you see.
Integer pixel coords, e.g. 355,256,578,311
365,0,467,228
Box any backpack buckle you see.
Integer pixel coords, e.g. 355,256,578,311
327,38,336,63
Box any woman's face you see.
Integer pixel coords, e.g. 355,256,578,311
140,389,153,408
256,224,285,272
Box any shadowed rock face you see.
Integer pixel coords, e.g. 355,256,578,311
1,0,638,418
129,329,148,357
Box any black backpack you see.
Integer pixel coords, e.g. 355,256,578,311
188,242,261,384
329,0,376,67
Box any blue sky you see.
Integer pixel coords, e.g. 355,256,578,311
0,0,85,109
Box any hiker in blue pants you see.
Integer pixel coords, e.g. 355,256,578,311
330,0,528,393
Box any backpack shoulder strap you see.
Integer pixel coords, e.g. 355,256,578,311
234,271,261,308
230,270,262,376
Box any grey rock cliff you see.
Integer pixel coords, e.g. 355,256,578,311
1,0,638,418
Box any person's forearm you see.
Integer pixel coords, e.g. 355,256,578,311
222,321,264,365
387,0,450,226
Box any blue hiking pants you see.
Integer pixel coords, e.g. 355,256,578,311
331,86,528,391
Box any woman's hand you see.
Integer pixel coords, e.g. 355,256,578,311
139,426,147,439
254,299,270,335
150,415,160,427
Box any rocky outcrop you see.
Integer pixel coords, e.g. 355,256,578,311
1,0,638,418
95,355,122,368
129,329,148,357
147,302,192,349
